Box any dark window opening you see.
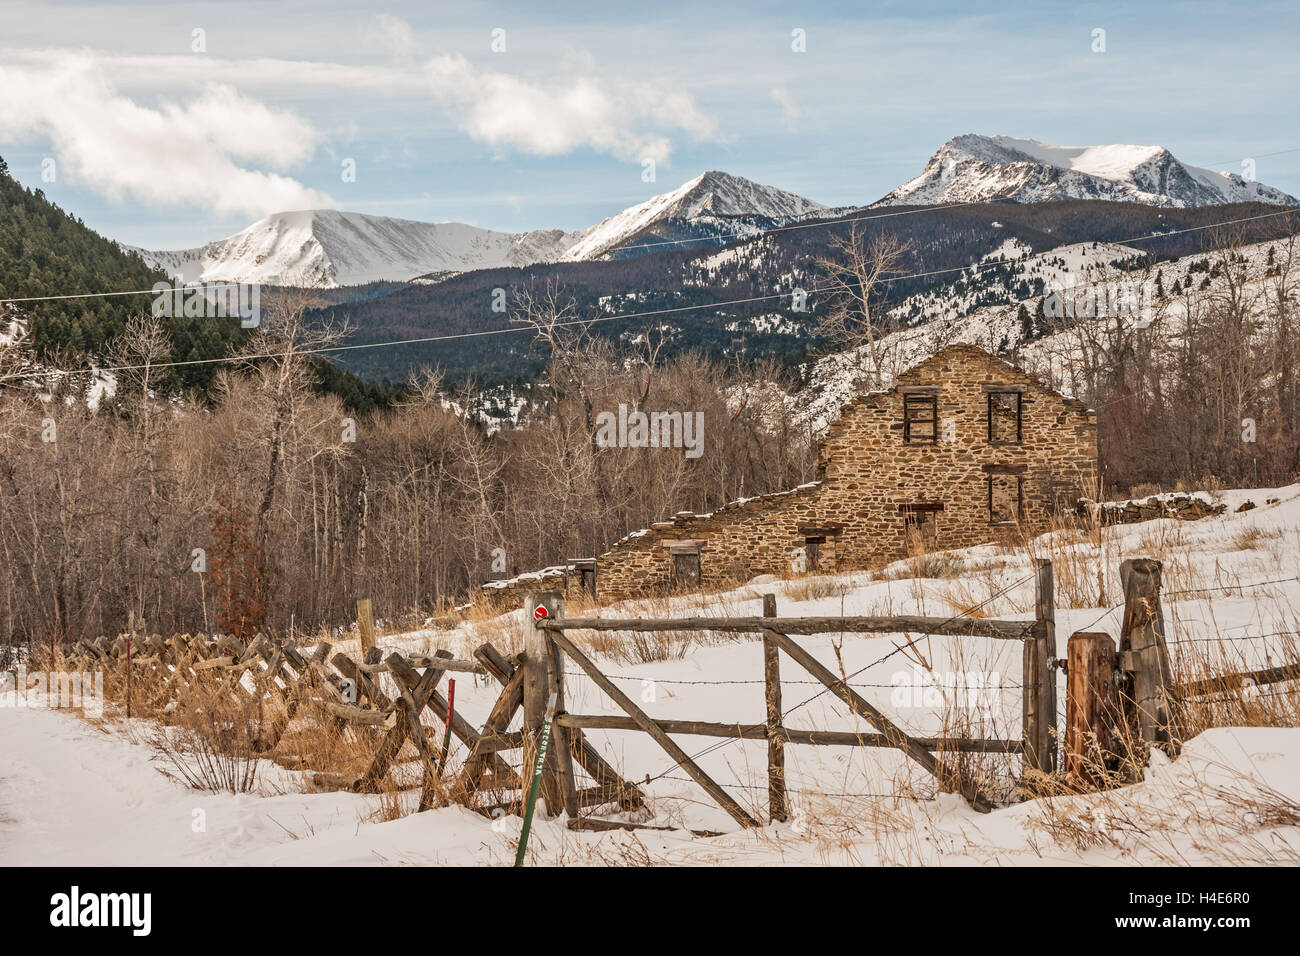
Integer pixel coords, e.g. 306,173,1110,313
570,558,597,597
988,391,1022,445
903,394,938,444
569,556,598,595
988,473,1023,524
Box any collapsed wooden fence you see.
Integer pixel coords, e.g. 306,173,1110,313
18,555,1298,835
28,619,650,828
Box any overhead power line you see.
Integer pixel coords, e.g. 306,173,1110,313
0,200,982,306
3,205,1298,382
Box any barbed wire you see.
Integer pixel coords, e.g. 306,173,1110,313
1166,629,1297,646
1164,575,1300,597
629,571,1040,789
563,669,1026,690
1072,574,1299,638
1071,600,1127,635
1194,686,1299,705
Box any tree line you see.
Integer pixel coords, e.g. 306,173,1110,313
0,287,815,646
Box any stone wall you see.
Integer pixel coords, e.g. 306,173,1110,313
486,344,1100,604
589,483,826,599
480,566,569,603
1087,493,1226,525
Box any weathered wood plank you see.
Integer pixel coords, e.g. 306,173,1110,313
354,650,450,794
457,667,525,799
547,626,760,829
1174,661,1300,699
473,643,515,685
552,715,1022,752
333,651,392,710
545,615,1034,640
567,818,722,838
762,593,787,823
1119,558,1178,756
353,656,488,675
387,654,446,787
322,701,390,726
1065,632,1120,786
1022,558,1057,774
357,598,376,653
566,727,646,809
761,628,991,812
524,592,579,819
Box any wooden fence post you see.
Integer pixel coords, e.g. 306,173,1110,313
1064,631,1119,787
1119,558,1178,758
1022,559,1057,775
762,593,787,823
356,598,376,654
524,591,579,819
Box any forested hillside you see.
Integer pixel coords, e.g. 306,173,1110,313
313,199,1300,387
0,155,398,410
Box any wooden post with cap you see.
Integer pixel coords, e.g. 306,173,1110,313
524,591,579,818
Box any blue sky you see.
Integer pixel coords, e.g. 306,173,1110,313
2,0,1298,249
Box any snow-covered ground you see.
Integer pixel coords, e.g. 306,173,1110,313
3,485,1298,866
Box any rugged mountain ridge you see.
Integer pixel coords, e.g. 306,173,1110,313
875,134,1298,208
128,140,1298,288
560,170,826,261
127,210,584,287
128,171,827,287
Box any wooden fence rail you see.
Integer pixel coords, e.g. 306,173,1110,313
527,560,1060,825
17,553,1290,838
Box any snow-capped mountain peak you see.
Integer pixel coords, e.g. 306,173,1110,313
130,209,582,288
129,171,826,286
876,134,1298,208
559,170,826,261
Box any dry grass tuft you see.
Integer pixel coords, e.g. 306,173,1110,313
145,684,262,793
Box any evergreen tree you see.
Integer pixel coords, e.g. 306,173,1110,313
1017,303,1034,341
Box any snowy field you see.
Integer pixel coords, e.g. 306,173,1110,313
3,485,1299,866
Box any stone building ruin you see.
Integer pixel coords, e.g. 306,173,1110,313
484,344,1098,604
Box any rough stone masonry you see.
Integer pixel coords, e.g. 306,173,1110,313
485,344,1099,604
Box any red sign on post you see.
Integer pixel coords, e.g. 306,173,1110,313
533,605,549,620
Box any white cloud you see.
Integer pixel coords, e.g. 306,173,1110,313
0,51,332,217
0,41,719,216
771,87,799,126
371,14,418,64
425,53,718,163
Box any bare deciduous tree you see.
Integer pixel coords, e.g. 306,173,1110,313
816,226,913,388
